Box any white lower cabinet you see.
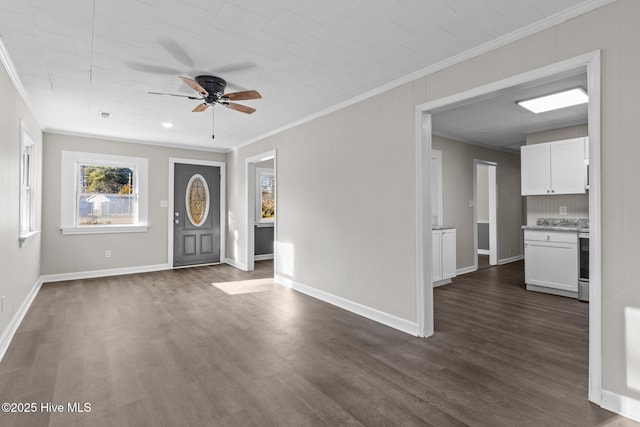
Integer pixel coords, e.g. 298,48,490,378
524,230,578,292
433,228,456,286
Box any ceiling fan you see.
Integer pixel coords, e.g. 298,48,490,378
150,75,261,114
149,75,261,139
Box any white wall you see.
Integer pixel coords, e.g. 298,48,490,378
40,133,227,275
0,54,43,342
226,0,640,405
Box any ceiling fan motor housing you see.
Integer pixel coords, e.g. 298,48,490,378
195,75,227,103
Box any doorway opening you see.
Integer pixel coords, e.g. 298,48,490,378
245,150,277,275
416,51,602,403
474,161,497,269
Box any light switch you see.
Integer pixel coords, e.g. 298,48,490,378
559,206,567,215
468,200,474,208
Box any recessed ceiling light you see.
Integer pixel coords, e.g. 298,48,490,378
517,88,588,114
161,122,174,128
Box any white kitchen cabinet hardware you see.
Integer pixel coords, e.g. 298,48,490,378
433,228,456,286
521,137,588,195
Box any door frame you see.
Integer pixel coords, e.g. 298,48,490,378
415,51,602,403
168,158,226,268
245,150,277,273
473,160,498,267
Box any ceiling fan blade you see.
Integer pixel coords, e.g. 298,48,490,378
148,92,202,100
124,61,181,75
223,90,262,101
211,61,257,74
224,102,256,114
158,38,194,69
180,76,208,95
192,103,209,112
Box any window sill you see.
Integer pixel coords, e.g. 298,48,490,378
255,222,275,228
61,225,149,235
19,230,40,247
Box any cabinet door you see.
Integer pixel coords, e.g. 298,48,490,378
432,231,442,282
442,229,457,279
550,137,587,194
524,240,578,291
521,143,550,195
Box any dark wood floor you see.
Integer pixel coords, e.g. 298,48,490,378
0,260,636,426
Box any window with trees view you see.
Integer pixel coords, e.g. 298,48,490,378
256,168,275,222
60,151,148,234
78,165,135,225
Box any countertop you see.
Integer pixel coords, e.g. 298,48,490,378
432,225,455,230
522,218,589,233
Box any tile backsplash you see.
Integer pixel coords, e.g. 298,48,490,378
526,194,588,225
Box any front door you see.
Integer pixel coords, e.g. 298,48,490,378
173,163,221,267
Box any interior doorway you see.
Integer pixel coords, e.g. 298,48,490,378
474,161,497,269
416,51,602,403
245,150,277,273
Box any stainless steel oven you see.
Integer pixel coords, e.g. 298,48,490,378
578,231,589,301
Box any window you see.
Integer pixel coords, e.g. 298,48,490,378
60,151,148,234
19,123,38,246
256,168,275,223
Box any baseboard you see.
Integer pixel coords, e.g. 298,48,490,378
526,284,578,299
456,265,477,275
601,390,640,423
223,258,248,271
0,278,43,362
477,249,490,255
254,254,274,261
433,278,452,288
40,264,170,283
274,274,418,336
498,254,524,265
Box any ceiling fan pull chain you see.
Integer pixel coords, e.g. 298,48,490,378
212,107,215,139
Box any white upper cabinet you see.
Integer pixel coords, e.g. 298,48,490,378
521,137,588,196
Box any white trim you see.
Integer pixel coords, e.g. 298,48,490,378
254,254,274,261
477,249,490,255
526,284,578,299
433,279,452,288
0,278,42,363
61,225,149,235
168,158,226,268
46,129,230,154
416,51,602,405
40,264,170,283
223,257,248,271
601,390,640,423
456,265,478,276
245,150,277,273
275,275,418,336
498,255,524,265
234,0,614,152
473,160,498,270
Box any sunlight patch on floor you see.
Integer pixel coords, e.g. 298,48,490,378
211,278,276,295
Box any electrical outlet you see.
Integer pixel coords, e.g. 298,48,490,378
105,250,111,258
559,206,568,215
160,200,168,208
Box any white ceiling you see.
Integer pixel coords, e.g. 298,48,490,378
0,0,600,151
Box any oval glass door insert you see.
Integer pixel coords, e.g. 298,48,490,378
185,174,210,226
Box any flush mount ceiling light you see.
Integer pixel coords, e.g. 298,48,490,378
517,87,588,113
161,122,174,128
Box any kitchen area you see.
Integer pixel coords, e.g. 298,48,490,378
521,132,590,302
